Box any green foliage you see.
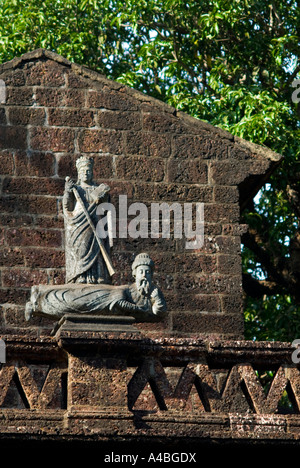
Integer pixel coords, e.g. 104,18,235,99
245,294,300,342
0,0,299,342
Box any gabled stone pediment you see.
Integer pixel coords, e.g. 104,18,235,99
0,49,282,339
0,48,282,195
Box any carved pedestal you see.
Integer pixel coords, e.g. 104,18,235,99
55,315,139,412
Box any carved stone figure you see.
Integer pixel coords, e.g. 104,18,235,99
63,156,114,285
25,157,167,325
25,253,166,322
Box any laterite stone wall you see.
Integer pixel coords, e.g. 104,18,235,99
0,49,281,338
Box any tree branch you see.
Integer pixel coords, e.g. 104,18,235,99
242,229,287,286
242,273,283,298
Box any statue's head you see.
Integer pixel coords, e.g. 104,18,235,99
76,156,94,184
132,253,154,294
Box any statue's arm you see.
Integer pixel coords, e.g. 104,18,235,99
151,287,167,317
113,299,151,314
62,178,75,214
90,183,110,205
109,286,152,315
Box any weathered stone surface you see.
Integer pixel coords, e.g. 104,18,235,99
0,335,299,449
68,354,129,409
0,48,282,341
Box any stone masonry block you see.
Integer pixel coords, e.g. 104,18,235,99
0,287,28,305
14,151,56,177
6,227,62,248
88,89,139,111
214,186,239,203
0,150,14,175
35,88,65,107
221,294,244,314
24,60,66,87
24,247,64,269
173,135,230,159
91,154,114,180
133,182,185,202
13,195,58,215
68,355,129,408
204,203,240,224
0,126,27,150
184,185,214,202
2,176,64,196
47,108,95,127
63,88,86,107
215,236,242,255
0,108,6,125
1,268,48,288
0,69,25,86
167,160,208,184
35,88,86,108
143,112,188,134
116,156,165,182
67,72,92,89
176,273,242,295
30,127,75,152
97,110,141,131
217,254,242,275
173,134,209,159
78,129,123,154
8,107,46,126
179,253,217,274
5,87,34,106
125,131,171,158
0,248,24,267
210,161,253,185
172,311,244,337
166,292,221,312
134,182,213,203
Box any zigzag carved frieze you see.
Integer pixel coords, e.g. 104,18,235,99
0,361,67,409
0,358,300,414
127,359,300,414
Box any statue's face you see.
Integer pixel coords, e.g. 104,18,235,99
135,265,152,288
78,164,93,184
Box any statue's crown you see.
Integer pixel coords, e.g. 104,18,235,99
76,156,94,171
132,253,154,273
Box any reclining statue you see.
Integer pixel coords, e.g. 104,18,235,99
25,252,167,322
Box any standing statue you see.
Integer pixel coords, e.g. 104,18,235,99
63,156,114,284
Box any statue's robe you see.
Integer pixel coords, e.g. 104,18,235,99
26,282,166,322
63,183,111,284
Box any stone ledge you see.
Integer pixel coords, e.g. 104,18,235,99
0,333,295,363
0,409,299,445
208,339,294,365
